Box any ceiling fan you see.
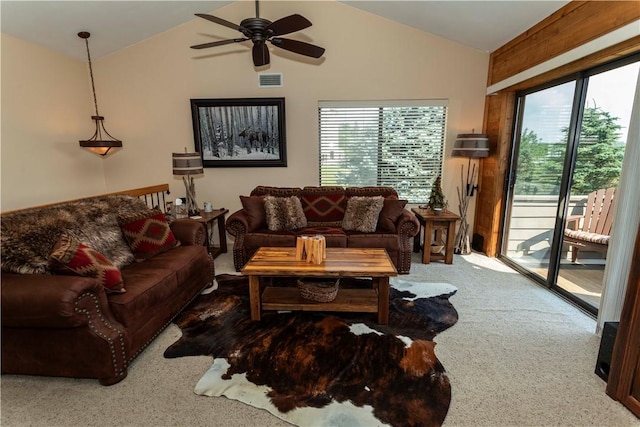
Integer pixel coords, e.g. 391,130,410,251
191,0,325,67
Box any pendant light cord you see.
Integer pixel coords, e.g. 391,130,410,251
83,37,100,117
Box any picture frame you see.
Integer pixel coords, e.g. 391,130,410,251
190,97,286,167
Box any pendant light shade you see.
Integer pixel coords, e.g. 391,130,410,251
78,31,122,157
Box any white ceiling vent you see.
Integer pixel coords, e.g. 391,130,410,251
258,73,283,88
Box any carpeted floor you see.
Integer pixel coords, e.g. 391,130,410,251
1,251,637,426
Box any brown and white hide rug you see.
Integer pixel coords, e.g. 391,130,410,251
164,274,458,427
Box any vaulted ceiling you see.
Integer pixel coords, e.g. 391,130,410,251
1,1,569,60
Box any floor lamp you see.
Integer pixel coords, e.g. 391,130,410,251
452,133,489,254
172,150,204,217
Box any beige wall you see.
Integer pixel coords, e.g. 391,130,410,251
98,1,488,216
2,1,489,223
1,34,107,211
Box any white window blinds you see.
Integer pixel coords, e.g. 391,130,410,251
318,100,448,203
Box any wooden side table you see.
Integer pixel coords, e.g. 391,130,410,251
191,209,229,258
411,208,460,264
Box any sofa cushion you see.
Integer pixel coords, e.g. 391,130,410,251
48,234,126,293
251,186,301,197
342,196,384,233
346,186,398,199
377,199,409,233
297,226,348,247
109,265,177,329
240,195,266,232
300,186,347,223
107,245,211,334
118,208,178,262
347,232,400,251
244,230,297,248
264,196,307,231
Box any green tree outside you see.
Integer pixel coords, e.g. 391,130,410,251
515,106,624,196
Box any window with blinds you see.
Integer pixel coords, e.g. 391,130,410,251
318,100,448,203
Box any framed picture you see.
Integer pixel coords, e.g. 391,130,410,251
190,97,286,167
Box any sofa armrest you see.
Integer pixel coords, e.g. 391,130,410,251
226,209,249,238
1,273,117,329
397,209,420,237
171,219,206,246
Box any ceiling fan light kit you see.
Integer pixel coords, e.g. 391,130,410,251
191,0,325,67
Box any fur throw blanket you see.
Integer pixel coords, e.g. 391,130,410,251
1,196,149,275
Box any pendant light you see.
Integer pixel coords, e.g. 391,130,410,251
78,31,122,156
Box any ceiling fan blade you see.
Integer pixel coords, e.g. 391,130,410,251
190,38,248,49
252,42,270,66
270,38,325,58
265,14,312,36
195,13,248,32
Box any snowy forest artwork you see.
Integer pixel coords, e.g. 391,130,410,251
191,98,286,167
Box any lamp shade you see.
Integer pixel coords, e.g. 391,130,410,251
172,152,203,175
452,133,489,158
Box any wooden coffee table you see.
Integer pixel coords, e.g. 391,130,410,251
241,247,398,324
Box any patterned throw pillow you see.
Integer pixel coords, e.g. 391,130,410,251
48,234,125,293
377,199,408,232
118,208,178,262
342,196,385,233
264,196,307,231
300,186,347,223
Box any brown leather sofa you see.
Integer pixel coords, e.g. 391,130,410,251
1,193,214,385
226,186,420,274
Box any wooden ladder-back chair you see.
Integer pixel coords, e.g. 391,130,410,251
563,187,616,262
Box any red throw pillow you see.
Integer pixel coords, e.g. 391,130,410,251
118,208,178,262
49,234,125,293
377,199,408,233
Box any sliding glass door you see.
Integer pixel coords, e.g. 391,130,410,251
503,81,575,281
501,54,639,314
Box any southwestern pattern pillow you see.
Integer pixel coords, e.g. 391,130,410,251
342,196,385,233
300,186,347,223
118,208,178,262
264,196,307,231
377,199,408,233
48,234,125,293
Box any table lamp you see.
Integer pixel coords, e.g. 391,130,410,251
172,150,204,216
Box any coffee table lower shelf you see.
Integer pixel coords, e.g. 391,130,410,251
262,287,378,313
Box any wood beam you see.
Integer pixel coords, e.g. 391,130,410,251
489,1,640,86
477,0,640,257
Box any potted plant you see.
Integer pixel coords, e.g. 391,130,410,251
428,175,448,215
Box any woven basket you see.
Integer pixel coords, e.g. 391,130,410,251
297,278,339,302
430,243,444,254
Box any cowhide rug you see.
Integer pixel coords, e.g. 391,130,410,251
164,274,458,427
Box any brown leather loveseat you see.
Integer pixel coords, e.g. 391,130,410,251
1,191,214,385
226,186,420,274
